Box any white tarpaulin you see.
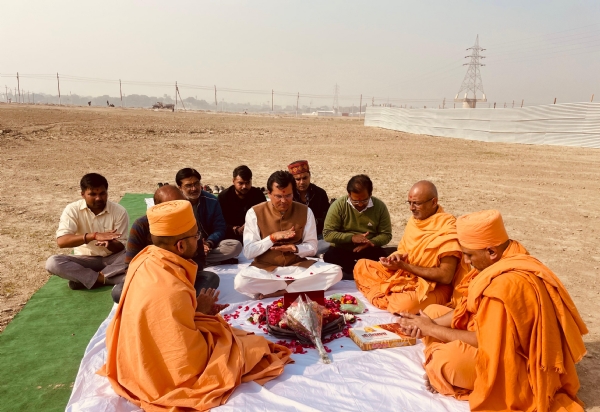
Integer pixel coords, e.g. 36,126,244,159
364,103,600,148
66,258,469,412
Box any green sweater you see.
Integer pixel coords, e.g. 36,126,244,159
323,195,392,249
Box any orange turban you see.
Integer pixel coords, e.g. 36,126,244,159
457,210,509,250
147,200,196,237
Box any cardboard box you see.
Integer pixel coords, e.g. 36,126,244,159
349,323,417,351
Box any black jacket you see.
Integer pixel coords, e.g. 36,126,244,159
293,183,330,236
218,186,266,241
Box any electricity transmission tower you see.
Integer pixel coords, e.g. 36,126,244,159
332,83,340,113
454,35,487,108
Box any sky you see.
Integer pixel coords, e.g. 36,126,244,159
1,0,600,107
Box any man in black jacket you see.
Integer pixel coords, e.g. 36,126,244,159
288,160,331,255
218,165,266,243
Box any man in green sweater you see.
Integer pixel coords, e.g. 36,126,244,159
323,174,392,279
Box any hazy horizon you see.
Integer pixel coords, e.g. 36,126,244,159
2,1,599,108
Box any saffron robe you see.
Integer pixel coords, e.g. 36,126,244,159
354,206,469,314
98,245,292,411
424,240,587,412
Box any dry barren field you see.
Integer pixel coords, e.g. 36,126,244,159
1,104,599,408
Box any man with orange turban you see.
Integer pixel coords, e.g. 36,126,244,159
397,210,588,412
99,200,292,411
354,181,469,314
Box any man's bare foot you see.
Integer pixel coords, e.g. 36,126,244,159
424,374,438,394
256,289,287,300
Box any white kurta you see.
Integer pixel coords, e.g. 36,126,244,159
234,206,342,297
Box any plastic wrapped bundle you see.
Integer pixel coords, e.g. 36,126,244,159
285,295,332,364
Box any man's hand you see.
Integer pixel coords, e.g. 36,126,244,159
271,244,298,253
397,310,435,338
351,231,370,244
196,288,223,315
203,240,212,254
95,229,122,242
233,224,245,237
380,253,408,271
209,302,229,315
271,225,296,242
353,241,374,253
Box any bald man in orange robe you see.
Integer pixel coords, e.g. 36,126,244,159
397,210,588,412
354,181,469,314
98,200,292,411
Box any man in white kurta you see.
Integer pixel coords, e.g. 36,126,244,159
234,171,342,299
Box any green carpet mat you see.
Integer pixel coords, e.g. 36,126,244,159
0,193,152,412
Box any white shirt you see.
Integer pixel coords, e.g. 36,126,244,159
346,197,374,214
243,207,318,260
56,199,129,257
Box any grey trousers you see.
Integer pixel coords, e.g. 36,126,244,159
205,239,242,266
111,269,220,303
45,250,127,289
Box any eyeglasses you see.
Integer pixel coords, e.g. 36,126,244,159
182,181,201,190
406,198,434,207
175,231,201,245
350,198,370,206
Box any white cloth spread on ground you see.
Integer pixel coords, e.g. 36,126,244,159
66,255,468,412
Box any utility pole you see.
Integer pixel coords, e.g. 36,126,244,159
32,92,34,104
5,86,7,103
442,97,446,109
554,97,557,104
296,92,299,117
359,94,362,119
57,73,61,105
214,85,217,108
119,79,123,108
371,97,374,106
332,83,339,113
521,99,524,108
176,83,186,111
271,89,274,112
591,94,594,103
175,81,178,111
16,73,20,103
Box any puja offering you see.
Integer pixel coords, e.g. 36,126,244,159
286,295,331,364
349,323,417,351
329,293,365,314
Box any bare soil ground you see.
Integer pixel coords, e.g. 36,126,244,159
1,104,599,409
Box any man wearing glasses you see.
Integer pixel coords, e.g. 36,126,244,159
234,171,342,299
176,168,242,266
354,180,469,314
109,185,220,303
322,174,393,278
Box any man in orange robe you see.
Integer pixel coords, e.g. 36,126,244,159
354,181,469,314
98,200,293,411
397,210,588,412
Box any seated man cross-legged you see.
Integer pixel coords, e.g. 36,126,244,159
177,168,242,266
234,171,342,299
323,174,392,278
218,165,266,243
110,185,220,303
46,173,128,290
99,200,292,411
397,210,588,412
354,181,469,314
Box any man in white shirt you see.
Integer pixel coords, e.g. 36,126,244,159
45,173,129,290
234,171,342,299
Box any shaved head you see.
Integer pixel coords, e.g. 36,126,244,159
407,180,439,220
409,180,438,199
153,185,186,205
